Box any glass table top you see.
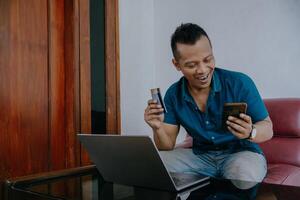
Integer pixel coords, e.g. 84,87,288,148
5,165,300,200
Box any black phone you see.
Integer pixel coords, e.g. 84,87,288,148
222,102,247,130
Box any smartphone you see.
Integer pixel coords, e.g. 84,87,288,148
150,88,167,113
222,102,247,130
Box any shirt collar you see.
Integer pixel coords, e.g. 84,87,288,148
211,69,222,93
181,69,222,103
181,77,193,103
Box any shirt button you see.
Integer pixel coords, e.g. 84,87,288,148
211,136,215,140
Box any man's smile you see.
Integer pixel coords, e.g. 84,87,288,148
195,71,211,83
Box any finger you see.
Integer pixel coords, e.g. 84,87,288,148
148,108,164,114
149,104,162,109
227,126,244,138
145,104,161,114
145,103,162,112
226,120,247,133
147,115,162,121
226,120,251,138
145,107,150,113
227,116,249,129
147,99,158,105
239,113,252,123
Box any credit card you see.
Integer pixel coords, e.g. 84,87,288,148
150,88,167,113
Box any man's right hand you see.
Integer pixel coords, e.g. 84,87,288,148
144,99,165,130
144,99,179,150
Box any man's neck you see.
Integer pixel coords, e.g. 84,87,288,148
187,84,211,112
188,84,211,98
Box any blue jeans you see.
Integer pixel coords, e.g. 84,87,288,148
159,148,267,189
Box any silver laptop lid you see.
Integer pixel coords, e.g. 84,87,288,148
78,134,177,191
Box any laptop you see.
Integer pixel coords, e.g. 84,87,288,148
77,134,210,191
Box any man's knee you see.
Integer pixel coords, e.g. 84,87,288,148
223,151,267,188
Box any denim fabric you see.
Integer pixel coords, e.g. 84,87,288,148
159,148,267,189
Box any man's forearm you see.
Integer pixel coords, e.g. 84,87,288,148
153,127,175,150
251,120,273,143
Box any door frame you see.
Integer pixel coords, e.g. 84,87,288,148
80,0,120,136
79,0,120,165
105,0,121,134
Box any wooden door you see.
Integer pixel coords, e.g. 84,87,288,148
0,0,51,179
0,1,120,198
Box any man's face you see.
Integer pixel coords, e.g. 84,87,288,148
172,37,215,91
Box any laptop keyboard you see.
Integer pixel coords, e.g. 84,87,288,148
170,172,206,187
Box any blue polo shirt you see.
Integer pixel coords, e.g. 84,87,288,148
163,67,268,155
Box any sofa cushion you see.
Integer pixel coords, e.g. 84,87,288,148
283,169,300,186
263,164,300,186
259,137,300,167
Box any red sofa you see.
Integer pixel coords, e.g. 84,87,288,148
176,98,300,186
259,98,300,186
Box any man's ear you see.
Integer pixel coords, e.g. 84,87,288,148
172,58,181,71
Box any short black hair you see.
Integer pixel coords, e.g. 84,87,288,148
171,23,211,59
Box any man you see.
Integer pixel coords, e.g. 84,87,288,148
144,23,273,188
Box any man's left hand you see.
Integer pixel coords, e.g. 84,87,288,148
226,113,252,139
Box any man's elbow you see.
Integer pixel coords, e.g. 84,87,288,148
156,142,175,151
158,146,174,151
267,120,274,141
267,129,274,141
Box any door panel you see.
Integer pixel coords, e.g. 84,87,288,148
0,0,49,178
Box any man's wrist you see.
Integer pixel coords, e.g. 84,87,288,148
152,125,164,134
247,125,257,140
152,124,162,131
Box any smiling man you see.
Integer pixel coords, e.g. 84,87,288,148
144,23,273,187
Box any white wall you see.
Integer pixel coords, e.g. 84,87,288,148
119,0,155,135
154,0,300,98
119,0,300,140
